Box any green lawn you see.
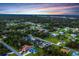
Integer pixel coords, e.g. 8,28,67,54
44,36,60,44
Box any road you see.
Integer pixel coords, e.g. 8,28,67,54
27,35,78,53
0,40,22,56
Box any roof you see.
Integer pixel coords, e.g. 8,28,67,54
60,48,70,54
34,37,52,48
72,51,79,56
20,45,32,52
28,48,37,54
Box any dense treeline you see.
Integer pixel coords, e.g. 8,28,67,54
0,15,79,27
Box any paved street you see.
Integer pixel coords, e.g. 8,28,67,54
0,40,22,56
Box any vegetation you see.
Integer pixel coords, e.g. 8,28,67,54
0,15,79,56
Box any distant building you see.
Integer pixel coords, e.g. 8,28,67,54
51,33,58,37
59,32,64,35
64,27,70,31
71,34,77,38
24,34,35,41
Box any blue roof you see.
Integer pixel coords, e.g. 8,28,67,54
59,32,64,35
28,48,37,54
71,34,77,37
51,33,57,37
72,51,79,56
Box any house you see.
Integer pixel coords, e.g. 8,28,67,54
59,32,64,35
61,40,66,44
37,29,48,33
23,47,37,56
51,33,58,37
64,27,70,32
25,35,52,48
34,37,52,48
72,51,79,56
25,34,35,41
2,35,7,39
71,34,77,38
60,48,70,54
19,45,32,52
28,47,37,54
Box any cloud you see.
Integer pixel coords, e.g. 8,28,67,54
0,3,79,15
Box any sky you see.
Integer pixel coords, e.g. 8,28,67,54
0,3,79,15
